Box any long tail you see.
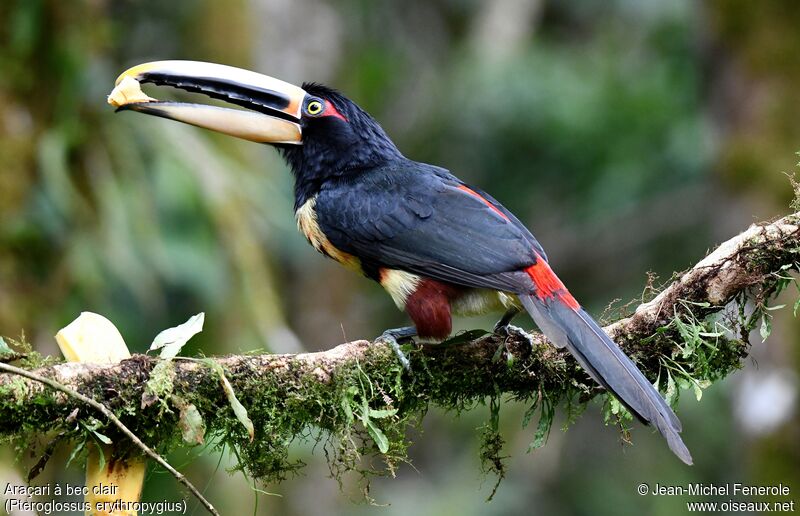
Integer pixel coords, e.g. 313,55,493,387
519,257,692,465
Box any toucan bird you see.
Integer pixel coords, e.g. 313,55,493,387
109,60,692,464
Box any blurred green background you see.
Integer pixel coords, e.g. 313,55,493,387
1,0,798,514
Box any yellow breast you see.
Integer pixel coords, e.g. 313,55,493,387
295,196,362,272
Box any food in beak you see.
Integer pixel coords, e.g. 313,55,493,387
108,76,155,107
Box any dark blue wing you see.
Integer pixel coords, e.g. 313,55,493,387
315,160,544,293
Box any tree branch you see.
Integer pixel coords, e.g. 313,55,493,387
1,212,798,484
0,361,219,516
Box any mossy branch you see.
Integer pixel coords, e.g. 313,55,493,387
0,360,219,515
1,212,798,490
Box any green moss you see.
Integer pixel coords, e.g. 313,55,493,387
7,377,29,404
142,359,177,413
219,349,414,487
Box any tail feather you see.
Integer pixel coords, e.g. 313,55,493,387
519,293,692,465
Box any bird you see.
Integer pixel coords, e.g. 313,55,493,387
108,60,692,464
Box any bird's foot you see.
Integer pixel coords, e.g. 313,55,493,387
375,327,416,371
493,323,535,363
492,306,528,344
493,323,535,347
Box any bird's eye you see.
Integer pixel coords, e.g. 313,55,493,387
305,99,324,116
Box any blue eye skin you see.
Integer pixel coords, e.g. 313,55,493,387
305,98,324,116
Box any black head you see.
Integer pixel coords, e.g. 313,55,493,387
279,83,403,193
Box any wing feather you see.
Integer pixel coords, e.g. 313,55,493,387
315,161,544,292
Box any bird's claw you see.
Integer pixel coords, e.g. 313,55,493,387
494,323,535,348
492,324,534,363
378,332,412,371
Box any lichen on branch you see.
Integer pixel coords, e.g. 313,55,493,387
0,212,798,491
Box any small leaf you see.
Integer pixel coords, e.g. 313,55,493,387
368,408,398,419
491,344,504,362
676,377,692,391
66,440,85,469
760,314,772,342
365,419,390,453
361,397,370,425
691,379,711,402
92,430,112,445
529,412,551,450
440,329,490,346
665,373,678,405
673,316,697,358
609,396,622,416
692,381,703,401
341,398,354,425
207,360,254,441
0,337,13,356
94,442,106,472
793,297,800,317
177,400,205,445
149,313,205,360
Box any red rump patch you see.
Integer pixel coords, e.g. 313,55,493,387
323,101,348,122
404,279,463,340
525,254,580,310
456,185,509,221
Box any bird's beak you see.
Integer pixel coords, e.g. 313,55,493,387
108,60,306,145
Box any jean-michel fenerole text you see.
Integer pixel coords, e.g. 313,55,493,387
650,483,791,497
